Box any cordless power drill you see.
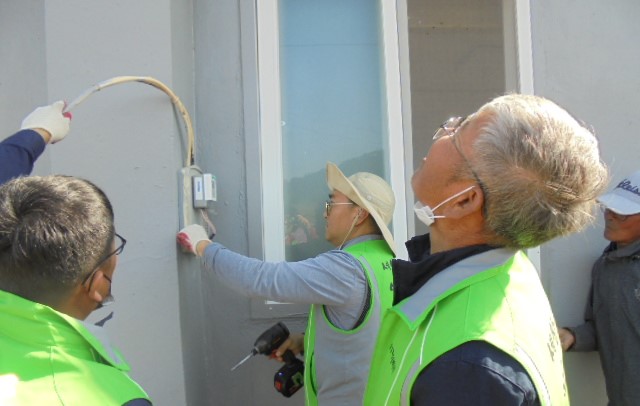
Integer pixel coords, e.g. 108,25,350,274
231,322,304,398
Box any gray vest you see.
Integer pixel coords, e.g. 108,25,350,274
305,239,394,405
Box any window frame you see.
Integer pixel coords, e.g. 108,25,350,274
250,0,409,317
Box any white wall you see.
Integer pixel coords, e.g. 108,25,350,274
532,1,640,404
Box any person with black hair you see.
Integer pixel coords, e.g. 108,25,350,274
0,175,151,405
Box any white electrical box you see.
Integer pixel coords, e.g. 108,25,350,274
192,173,217,208
203,173,217,202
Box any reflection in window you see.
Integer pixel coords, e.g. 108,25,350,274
279,0,389,261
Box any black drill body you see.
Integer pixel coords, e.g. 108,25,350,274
237,322,304,397
252,321,290,356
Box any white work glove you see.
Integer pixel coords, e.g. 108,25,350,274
177,224,211,255
20,101,72,144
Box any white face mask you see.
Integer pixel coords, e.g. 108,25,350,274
414,185,476,226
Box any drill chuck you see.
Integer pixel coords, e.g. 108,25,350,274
232,322,304,397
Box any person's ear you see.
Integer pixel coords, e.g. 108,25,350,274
86,270,107,304
57,269,108,320
443,186,484,219
354,208,370,226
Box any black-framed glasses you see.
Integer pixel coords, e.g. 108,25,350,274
81,233,126,286
324,200,355,217
81,233,124,308
433,116,489,215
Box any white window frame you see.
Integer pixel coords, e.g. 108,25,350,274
504,0,539,271
256,0,409,264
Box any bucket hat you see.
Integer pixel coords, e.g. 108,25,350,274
326,162,396,255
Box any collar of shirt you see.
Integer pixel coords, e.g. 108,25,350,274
604,239,640,260
392,233,496,305
341,234,384,250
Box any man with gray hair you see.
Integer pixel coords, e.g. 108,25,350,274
0,175,150,405
177,162,396,405
365,94,607,405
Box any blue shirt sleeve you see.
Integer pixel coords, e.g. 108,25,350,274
202,242,368,329
411,341,540,405
0,129,47,184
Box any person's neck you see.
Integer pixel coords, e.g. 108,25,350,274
614,240,635,249
335,221,377,248
429,225,489,254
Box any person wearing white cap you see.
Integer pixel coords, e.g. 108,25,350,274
559,170,640,406
0,101,72,184
176,162,396,405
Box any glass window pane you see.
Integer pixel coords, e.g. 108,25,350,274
279,0,388,261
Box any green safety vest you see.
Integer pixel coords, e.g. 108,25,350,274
304,238,394,405
364,249,569,406
0,289,150,405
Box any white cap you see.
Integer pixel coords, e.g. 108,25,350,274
598,170,640,215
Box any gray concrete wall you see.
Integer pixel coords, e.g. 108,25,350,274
186,0,307,404
1,1,191,404
0,1,47,150
531,1,640,404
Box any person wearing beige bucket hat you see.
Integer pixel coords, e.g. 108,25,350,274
559,170,640,405
176,162,396,405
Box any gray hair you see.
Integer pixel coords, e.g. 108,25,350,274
472,94,608,248
0,175,114,303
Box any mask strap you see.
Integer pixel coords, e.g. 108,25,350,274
431,185,476,213
414,202,446,219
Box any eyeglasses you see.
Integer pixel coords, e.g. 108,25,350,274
81,233,124,308
433,116,467,140
81,232,126,286
325,200,355,217
433,116,489,215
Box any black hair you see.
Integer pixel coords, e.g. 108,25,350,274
0,175,114,303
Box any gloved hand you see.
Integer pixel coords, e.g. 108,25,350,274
177,224,210,255
20,101,72,144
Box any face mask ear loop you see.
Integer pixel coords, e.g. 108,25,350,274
338,209,362,250
431,185,476,213
415,202,446,219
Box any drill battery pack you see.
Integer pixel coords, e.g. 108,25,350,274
274,352,304,397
